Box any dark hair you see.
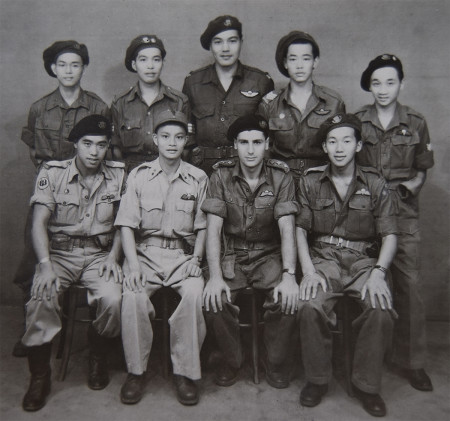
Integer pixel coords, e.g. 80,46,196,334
289,40,320,59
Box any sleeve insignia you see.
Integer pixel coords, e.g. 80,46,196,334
38,177,49,190
260,190,274,197
263,91,278,103
426,143,432,151
240,90,259,98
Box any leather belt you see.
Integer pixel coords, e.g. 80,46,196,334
201,146,237,159
315,235,372,253
138,236,184,249
285,158,326,172
51,234,99,250
232,237,277,251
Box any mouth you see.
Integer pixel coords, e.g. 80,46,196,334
87,158,98,164
334,156,346,161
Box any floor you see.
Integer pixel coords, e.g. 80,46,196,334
0,305,449,421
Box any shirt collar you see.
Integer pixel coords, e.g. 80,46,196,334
359,102,408,129
67,158,110,183
147,158,190,184
203,61,244,85
319,163,366,184
46,88,89,111
232,160,269,186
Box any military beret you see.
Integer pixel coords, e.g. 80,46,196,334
360,54,404,91
125,35,166,72
154,110,188,133
43,40,89,77
275,31,320,77
316,113,362,144
227,114,269,141
200,15,242,50
68,115,112,142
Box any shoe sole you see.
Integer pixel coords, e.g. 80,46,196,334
266,375,289,389
88,380,110,391
177,397,199,406
214,376,238,387
300,397,322,408
121,395,142,405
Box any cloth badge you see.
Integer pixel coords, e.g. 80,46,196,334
355,188,370,196
314,108,331,115
181,193,196,200
279,113,285,119
260,190,274,197
240,90,259,98
38,177,49,190
332,115,342,124
426,143,432,151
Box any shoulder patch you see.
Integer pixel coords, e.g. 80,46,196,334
43,160,70,169
212,160,236,171
266,159,290,173
37,177,49,190
305,165,328,175
262,90,279,103
104,160,125,169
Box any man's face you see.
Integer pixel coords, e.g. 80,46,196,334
284,43,318,83
51,52,84,87
153,124,187,161
322,126,361,169
369,66,403,108
132,47,163,85
234,130,268,169
74,135,109,172
210,29,242,68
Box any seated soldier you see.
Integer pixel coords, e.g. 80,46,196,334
115,110,207,406
295,113,397,417
21,115,125,411
202,114,299,389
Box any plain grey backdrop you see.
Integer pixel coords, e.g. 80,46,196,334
0,0,449,320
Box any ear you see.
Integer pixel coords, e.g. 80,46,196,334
234,139,238,150
131,60,137,72
152,133,158,147
322,141,328,154
356,140,363,153
399,79,405,92
264,137,269,151
51,63,57,76
313,56,319,69
283,57,288,70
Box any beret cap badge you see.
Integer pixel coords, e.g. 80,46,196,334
332,115,343,124
98,121,106,129
224,18,231,26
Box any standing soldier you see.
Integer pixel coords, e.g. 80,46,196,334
355,54,434,392
21,115,124,411
259,31,345,179
202,114,299,389
183,15,274,175
111,35,191,172
116,110,207,406
13,40,109,357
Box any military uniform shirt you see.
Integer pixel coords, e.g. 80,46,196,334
355,102,434,183
21,88,109,164
114,159,208,239
296,164,397,241
258,84,345,161
182,62,274,148
111,82,191,158
201,159,298,243
31,159,125,237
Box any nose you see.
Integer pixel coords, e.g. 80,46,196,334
89,144,99,156
336,141,344,152
66,64,73,74
222,41,230,51
168,135,176,146
248,142,254,154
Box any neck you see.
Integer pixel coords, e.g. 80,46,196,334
75,157,99,178
139,79,160,94
215,61,238,78
375,100,397,117
240,161,263,182
330,160,356,179
58,84,81,103
159,156,181,176
289,78,313,94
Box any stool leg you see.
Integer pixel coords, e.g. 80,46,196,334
342,295,354,396
58,290,77,381
162,289,170,379
251,290,259,384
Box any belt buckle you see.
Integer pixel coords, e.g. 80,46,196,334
331,236,344,247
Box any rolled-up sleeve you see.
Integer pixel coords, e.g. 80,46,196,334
114,169,142,229
414,118,434,171
201,171,227,218
274,172,299,219
193,175,208,232
373,179,398,237
295,177,313,231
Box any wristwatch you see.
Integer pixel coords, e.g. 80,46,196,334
282,268,296,276
373,265,387,274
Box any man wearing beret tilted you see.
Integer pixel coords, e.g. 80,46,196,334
20,115,125,411
12,40,110,358
183,15,274,176
111,35,192,173
355,54,434,392
259,31,345,180
201,114,299,389
295,113,397,417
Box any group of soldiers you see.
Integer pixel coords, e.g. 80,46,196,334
14,14,434,418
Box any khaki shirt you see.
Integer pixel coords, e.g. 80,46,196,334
21,89,109,165
31,159,125,237
114,159,208,241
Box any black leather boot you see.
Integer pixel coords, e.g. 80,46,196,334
22,343,52,411
87,325,110,390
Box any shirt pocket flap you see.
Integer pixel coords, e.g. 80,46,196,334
363,136,378,145
36,116,60,131
307,113,329,129
99,190,121,204
310,198,334,210
120,118,142,131
55,193,79,206
349,196,371,210
192,105,215,119
269,117,294,131
391,131,420,146
254,196,274,208
140,197,163,212
176,200,195,213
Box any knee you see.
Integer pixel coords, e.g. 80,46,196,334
297,299,322,321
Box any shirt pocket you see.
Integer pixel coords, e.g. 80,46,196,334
310,198,335,233
192,105,215,120
95,190,121,226
269,117,295,150
390,130,420,170
307,112,331,129
35,116,74,160
140,197,164,230
53,193,80,226
346,196,375,238
254,196,275,229
119,118,144,149
175,199,196,231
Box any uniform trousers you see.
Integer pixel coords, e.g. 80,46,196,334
22,245,122,347
297,244,395,394
204,249,296,369
121,244,206,380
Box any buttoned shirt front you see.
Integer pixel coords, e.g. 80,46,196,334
111,82,191,158
21,88,109,164
31,159,125,237
201,160,298,244
296,165,397,241
183,62,274,148
355,102,434,184
258,84,345,161
114,159,208,240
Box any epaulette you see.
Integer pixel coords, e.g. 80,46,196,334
241,64,272,79
266,159,290,173
359,165,380,175
315,84,344,102
305,165,328,175
262,90,279,104
212,160,236,171
43,160,70,169
183,162,207,181
84,90,105,102
104,160,125,169
404,105,425,120
354,104,371,116
185,65,211,78
113,86,134,103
